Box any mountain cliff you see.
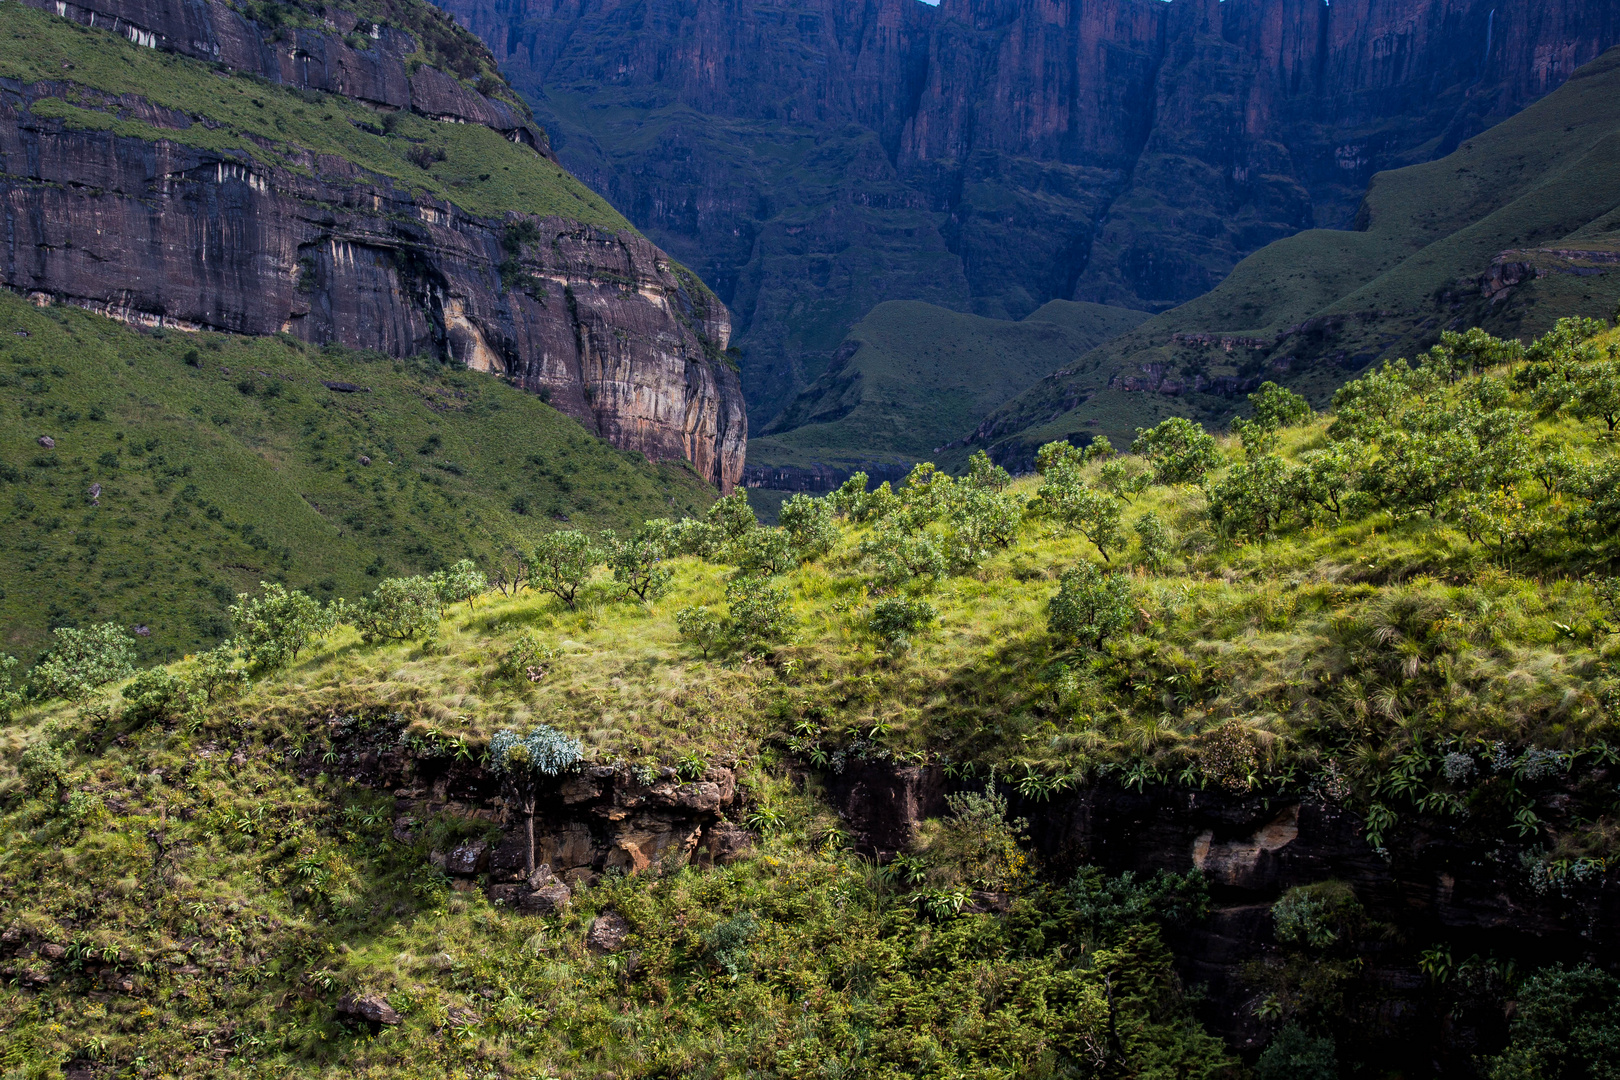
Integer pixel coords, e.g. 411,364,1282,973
0,0,746,490
960,43,1620,469
437,0,1620,425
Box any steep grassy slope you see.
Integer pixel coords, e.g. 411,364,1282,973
2,320,1619,1076
749,300,1147,475
966,46,1620,468
0,0,628,229
0,293,713,665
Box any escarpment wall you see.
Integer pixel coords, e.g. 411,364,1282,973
821,761,1620,1072
1,0,746,490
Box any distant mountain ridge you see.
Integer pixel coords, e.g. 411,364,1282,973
957,44,1620,469
439,0,1620,425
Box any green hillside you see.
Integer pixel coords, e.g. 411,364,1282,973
0,293,713,664
750,299,1147,473
965,45,1620,468
2,317,1618,1076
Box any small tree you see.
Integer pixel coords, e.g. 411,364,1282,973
778,494,838,561
488,725,584,877
1049,563,1133,649
190,642,248,704
965,450,1012,492
948,487,1022,568
829,472,871,518
1097,458,1150,503
725,576,796,655
348,576,441,641
429,559,486,613
489,549,529,596
527,530,601,609
122,667,195,727
675,606,725,659
32,623,138,701
1131,417,1220,485
707,491,757,542
231,582,336,673
868,597,937,652
898,463,956,528
0,654,25,721
1205,454,1293,542
672,517,725,559
727,527,796,576
1248,381,1313,430
1569,357,1620,431
862,524,947,589
1134,511,1171,573
1040,477,1123,561
603,524,673,602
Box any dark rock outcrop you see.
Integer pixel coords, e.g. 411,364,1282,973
440,0,1620,424
2,0,747,490
820,760,1620,1071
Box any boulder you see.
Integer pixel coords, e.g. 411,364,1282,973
586,912,631,953
521,882,572,916
445,840,489,876
696,824,755,867
36,435,54,448
337,993,402,1026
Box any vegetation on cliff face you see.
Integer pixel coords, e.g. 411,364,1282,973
968,45,1620,468
2,317,1620,1074
0,291,713,664
0,0,629,229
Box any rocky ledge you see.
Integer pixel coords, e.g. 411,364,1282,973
0,0,747,490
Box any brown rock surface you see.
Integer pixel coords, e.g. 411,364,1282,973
2,0,747,490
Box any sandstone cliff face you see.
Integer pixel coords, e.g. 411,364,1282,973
2,0,745,491
440,0,1620,422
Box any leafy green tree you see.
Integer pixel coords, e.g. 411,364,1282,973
965,450,1012,492
428,559,486,613
527,530,602,609
1040,475,1124,561
727,527,797,576
602,524,673,602
707,491,757,542
488,725,584,876
828,472,870,518
1097,458,1150,502
1036,440,1085,475
862,523,947,589
671,517,725,558
1206,454,1293,541
948,487,1022,567
1439,326,1523,378
1291,443,1362,522
1049,563,1133,649
348,576,441,641
1134,511,1172,572
1254,1025,1337,1080
898,463,956,527
856,480,902,523
1131,417,1220,484
777,494,838,561
724,576,796,655
122,667,195,726
190,642,248,704
868,597,937,651
1569,356,1620,431
0,654,25,720
230,583,336,673
675,606,725,659
1248,381,1313,429
32,623,138,701
1485,965,1620,1080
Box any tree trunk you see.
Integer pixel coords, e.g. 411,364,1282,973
523,796,536,877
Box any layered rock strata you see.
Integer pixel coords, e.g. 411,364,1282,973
2,0,746,490
442,0,1620,423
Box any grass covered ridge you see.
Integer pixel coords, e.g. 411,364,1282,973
0,0,630,229
0,291,713,664
2,318,1620,1076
